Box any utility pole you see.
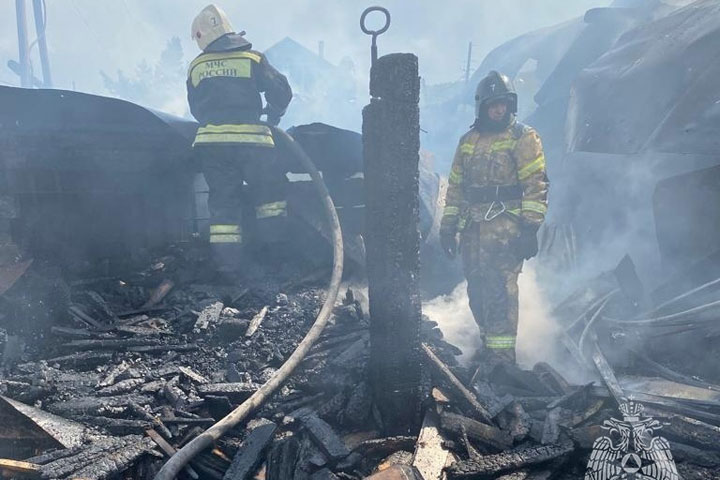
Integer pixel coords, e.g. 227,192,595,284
465,41,473,84
15,0,32,88
32,0,52,87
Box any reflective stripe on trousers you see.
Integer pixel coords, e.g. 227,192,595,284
255,200,287,219
209,224,242,244
485,335,516,349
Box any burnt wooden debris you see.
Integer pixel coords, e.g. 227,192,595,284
0,255,719,480
422,343,493,423
10,31,720,478
411,409,451,480
288,408,351,462
363,52,423,435
446,442,575,479
223,420,277,480
439,412,512,451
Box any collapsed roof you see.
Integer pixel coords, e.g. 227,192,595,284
567,0,720,155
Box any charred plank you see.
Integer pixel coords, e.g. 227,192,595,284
439,412,512,450
24,446,83,465
146,429,199,480
223,420,277,480
67,437,154,480
421,344,492,423
662,414,720,450
266,437,301,480
198,382,256,402
39,436,139,479
127,343,198,353
412,409,450,480
541,408,562,445
78,415,152,435
60,338,158,351
446,442,574,479
45,351,113,370
245,305,268,337
532,363,572,396
96,378,145,396
352,436,418,458
289,408,350,462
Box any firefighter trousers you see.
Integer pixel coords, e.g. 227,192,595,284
460,215,523,362
196,144,289,253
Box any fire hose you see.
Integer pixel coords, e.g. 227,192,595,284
154,127,344,480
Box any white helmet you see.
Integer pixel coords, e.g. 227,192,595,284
191,4,234,51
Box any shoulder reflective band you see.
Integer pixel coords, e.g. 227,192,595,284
193,124,275,147
518,154,546,181
209,224,242,243
255,201,287,219
521,200,547,216
188,51,262,87
488,138,517,154
485,335,516,349
459,143,475,155
443,205,459,217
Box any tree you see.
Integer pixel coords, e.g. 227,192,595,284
100,36,187,114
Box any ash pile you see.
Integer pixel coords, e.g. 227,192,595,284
0,249,717,480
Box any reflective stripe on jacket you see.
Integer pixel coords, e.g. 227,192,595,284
441,121,548,232
192,123,275,147
186,33,292,128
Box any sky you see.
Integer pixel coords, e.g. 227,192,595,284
0,0,610,101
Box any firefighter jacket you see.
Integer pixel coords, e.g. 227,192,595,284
187,33,292,147
441,120,548,234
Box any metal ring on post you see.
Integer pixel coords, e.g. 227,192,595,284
360,6,391,65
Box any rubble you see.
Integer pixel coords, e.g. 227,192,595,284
223,420,276,479
0,250,719,479
446,442,574,479
411,410,451,480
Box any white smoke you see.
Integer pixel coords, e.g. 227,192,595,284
423,280,480,363
516,262,562,369
423,263,586,381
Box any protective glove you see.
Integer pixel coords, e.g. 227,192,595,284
440,227,458,259
515,222,539,260
266,113,282,127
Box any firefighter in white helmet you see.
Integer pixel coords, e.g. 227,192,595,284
187,4,292,270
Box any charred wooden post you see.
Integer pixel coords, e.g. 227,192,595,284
363,52,422,434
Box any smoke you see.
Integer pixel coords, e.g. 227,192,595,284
0,1,608,100
423,262,592,383
516,262,561,370
422,280,480,362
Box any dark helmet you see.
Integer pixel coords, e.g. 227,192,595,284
475,71,518,118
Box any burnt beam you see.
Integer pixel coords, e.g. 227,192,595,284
363,52,422,434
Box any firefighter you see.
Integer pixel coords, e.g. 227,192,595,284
440,71,548,368
187,4,292,269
